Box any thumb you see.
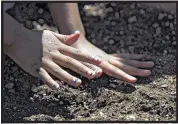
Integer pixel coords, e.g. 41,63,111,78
51,30,80,45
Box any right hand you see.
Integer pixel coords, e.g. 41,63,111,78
5,29,102,89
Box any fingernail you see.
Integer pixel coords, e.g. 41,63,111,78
87,70,95,78
72,78,81,84
74,30,80,34
92,56,102,63
51,82,59,90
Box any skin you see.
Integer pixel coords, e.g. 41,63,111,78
4,11,103,89
49,3,155,83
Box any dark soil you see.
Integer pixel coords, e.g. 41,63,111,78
3,3,176,121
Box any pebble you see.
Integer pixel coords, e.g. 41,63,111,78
119,30,124,35
158,13,164,20
161,84,168,88
12,67,18,73
172,37,176,40
130,4,135,9
162,40,165,44
126,115,136,120
152,23,159,28
38,19,44,24
156,27,161,35
32,21,38,27
129,46,134,53
121,48,125,53
25,20,33,29
172,41,176,45
165,35,170,40
5,83,14,89
111,21,116,26
107,7,113,13
172,31,175,35
139,9,145,15
170,91,176,95
31,85,38,93
109,83,116,88
168,14,173,20
115,12,119,19
38,8,44,14
169,23,174,30
163,50,167,55
111,3,116,7
128,16,137,23
109,39,115,45
165,21,169,27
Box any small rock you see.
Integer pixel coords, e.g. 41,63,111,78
107,7,113,13
170,91,176,95
109,83,116,88
168,14,173,20
163,50,167,55
165,21,169,27
170,23,174,30
165,35,170,40
25,20,33,29
31,85,38,93
10,76,14,81
161,84,168,88
109,39,115,45
115,12,119,19
139,9,145,15
130,4,135,9
152,23,159,28
120,30,124,35
172,37,176,40
126,115,136,120
172,31,175,35
121,48,125,53
111,3,116,7
158,13,164,20
156,27,161,35
12,67,18,73
111,21,116,26
38,8,44,14
8,89,15,93
38,19,44,25
129,46,135,53
172,41,176,45
5,83,14,89
162,40,165,44
128,16,137,23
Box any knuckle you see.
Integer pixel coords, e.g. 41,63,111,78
65,57,72,64
73,49,81,55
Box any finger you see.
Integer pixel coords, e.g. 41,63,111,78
51,51,96,79
83,62,103,78
100,61,137,83
59,45,102,65
109,59,151,77
112,56,155,68
111,53,151,60
42,60,82,87
38,67,59,90
51,30,80,45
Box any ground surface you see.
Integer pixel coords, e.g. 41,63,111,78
3,3,176,121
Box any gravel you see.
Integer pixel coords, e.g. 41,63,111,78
4,3,176,122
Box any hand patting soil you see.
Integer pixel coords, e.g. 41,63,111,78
3,3,176,121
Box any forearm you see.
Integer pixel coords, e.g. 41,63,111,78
48,3,85,35
3,11,23,48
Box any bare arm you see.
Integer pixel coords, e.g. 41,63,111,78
48,3,85,35
3,10,23,51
